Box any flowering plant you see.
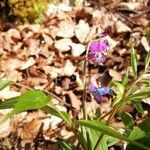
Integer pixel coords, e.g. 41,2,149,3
0,29,150,150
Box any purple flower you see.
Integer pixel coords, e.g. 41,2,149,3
87,34,109,65
89,40,109,53
88,77,112,103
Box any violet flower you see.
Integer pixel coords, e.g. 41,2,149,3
88,77,112,103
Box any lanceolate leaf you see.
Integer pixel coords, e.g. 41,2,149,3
76,120,129,142
0,90,50,124
122,70,129,86
131,47,138,77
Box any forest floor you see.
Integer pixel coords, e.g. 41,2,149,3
0,0,150,149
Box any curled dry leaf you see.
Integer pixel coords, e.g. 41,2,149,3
54,38,72,52
62,60,76,76
57,21,75,38
70,43,85,57
75,20,90,43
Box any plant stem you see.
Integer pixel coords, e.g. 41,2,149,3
94,70,147,150
82,42,91,120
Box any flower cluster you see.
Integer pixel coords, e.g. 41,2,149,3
87,31,109,65
88,77,112,103
87,29,112,103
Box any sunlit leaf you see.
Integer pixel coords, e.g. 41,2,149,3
76,120,130,142
0,90,50,124
0,80,12,91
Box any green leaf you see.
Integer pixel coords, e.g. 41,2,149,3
76,120,130,142
138,118,150,135
0,90,49,124
106,136,119,147
126,126,150,150
122,70,129,86
111,81,125,105
0,80,12,90
77,126,88,150
42,104,72,126
87,127,107,150
121,112,134,130
129,127,146,141
131,47,138,77
132,101,143,113
134,87,150,95
0,97,17,109
145,50,150,70
59,141,75,150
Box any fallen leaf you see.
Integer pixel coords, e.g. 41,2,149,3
75,20,90,43
20,57,36,70
54,38,72,52
57,21,75,38
70,43,85,57
62,60,76,76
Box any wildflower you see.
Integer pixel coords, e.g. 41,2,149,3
87,33,109,65
88,77,112,103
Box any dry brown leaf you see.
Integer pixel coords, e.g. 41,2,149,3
42,33,54,46
70,43,85,57
20,57,36,70
57,21,75,38
5,29,21,44
75,20,90,43
115,21,131,33
64,91,81,110
19,119,43,139
0,86,21,99
62,60,76,76
141,36,150,52
54,38,72,52
109,69,122,81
